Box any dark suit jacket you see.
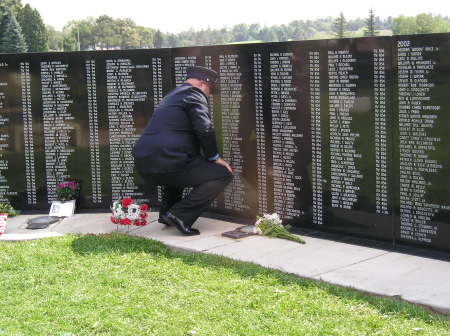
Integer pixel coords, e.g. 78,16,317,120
133,83,218,173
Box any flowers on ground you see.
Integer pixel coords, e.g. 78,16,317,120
111,198,149,227
255,213,305,244
56,181,80,202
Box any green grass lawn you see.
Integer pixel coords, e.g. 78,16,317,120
0,234,449,336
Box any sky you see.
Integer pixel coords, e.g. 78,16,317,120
23,0,450,32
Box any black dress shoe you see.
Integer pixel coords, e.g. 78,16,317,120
165,212,200,236
158,215,172,226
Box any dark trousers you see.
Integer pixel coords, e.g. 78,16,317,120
139,157,233,227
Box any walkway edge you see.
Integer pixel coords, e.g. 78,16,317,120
147,235,450,316
0,232,64,241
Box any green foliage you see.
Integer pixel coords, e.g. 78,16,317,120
333,12,347,38
115,18,141,49
0,1,49,53
256,214,305,244
5,9,449,52
416,13,450,33
392,15,418,35
63,18,96,51
364,9,379,36
0,0,22,16
154,29,164,48
137,26,154,48
55,181,80,202
0,10,27,53
16,4,47,52
393,14,450,35
0,202,18,216
92,15,117,49
0,234,449,335
46,24,63,51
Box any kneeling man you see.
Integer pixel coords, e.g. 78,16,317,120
133,66,233,235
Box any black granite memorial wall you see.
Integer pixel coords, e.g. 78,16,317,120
0,33,448,250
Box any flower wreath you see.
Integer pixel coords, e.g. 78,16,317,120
111,198,149,227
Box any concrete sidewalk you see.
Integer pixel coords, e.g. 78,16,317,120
1,213,449,315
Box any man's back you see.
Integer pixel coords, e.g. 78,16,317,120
133,83,209,173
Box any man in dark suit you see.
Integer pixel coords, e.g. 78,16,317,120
133,66,232,235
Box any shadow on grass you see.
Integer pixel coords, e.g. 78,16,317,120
71,233,450,323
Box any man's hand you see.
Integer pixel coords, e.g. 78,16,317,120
214,157,233,173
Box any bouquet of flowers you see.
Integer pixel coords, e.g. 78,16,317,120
56,181,80,202
254,213,305,244
110,197,149,227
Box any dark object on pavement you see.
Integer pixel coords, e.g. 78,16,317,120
26,216,60,230
222,225,258,239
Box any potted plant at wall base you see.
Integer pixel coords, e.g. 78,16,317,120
49,180,81,217
0,203,20,217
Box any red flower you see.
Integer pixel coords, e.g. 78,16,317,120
139,204,148,212
139,212,148,219
138,219,147,226
110,216,118,224
123,218,131,225
121,198,133,208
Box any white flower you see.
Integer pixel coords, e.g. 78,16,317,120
262,213,282,226
127,204,141,220
114,208,126,219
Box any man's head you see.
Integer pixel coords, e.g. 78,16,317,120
185,66,218,96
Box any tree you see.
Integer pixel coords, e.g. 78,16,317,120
392,14,450,35
274,24,291,41
115,18,140,49
333,12,347,38
137,26,154,48
364,9,378,36
211,28,230,45
17,4,47,52
62,27,77,51
0,0,22,16
258,26,277,42
0,10,27,52
46,25,63,51
165,33,178,47
416,13,438,33
64,18,96,50
154,30,164,48
291,20,316,40
0,0,22,43
93,15,117,49
392,15,417,35
416,13,450,33
248,23,261,40
232,23,249,42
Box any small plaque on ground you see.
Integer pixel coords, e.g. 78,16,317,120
222,225,258,239
26,216,60,230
